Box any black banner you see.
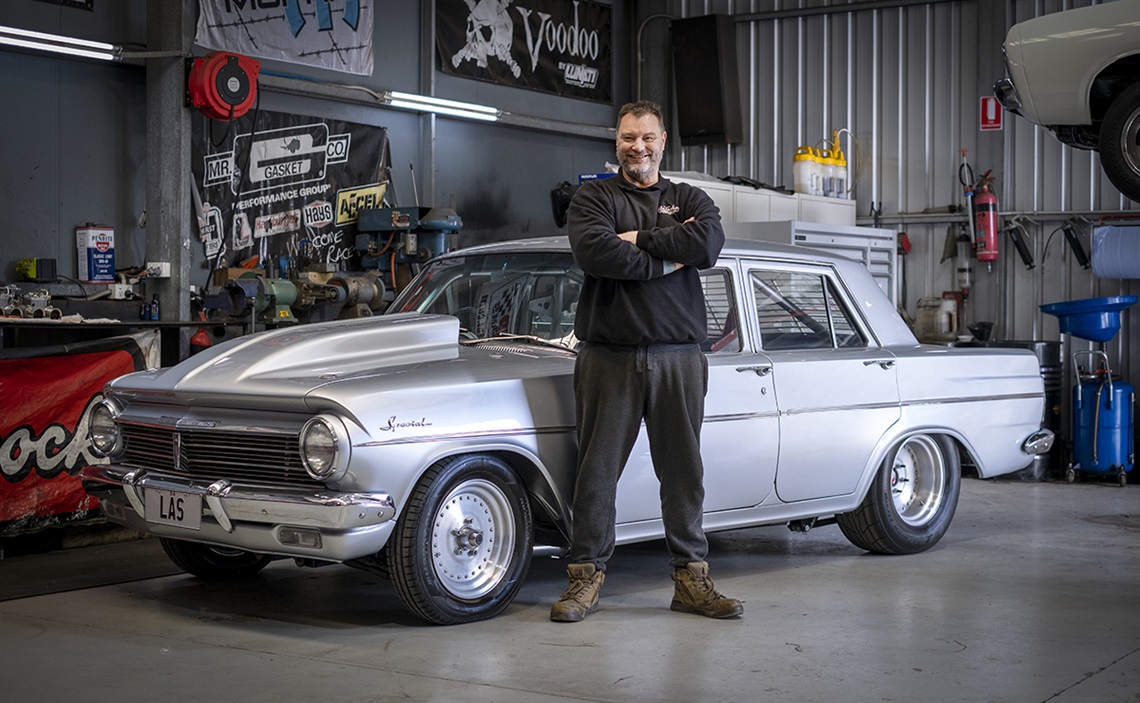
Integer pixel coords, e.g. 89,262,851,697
191,112,391,274
437,0,612,103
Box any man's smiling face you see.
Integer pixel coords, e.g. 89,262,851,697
616,112,666,186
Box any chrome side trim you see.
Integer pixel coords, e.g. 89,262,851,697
705,411,780,423
902,392,1044,407
783,400,900,416
359,425,576,448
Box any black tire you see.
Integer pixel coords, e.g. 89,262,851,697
837,434,961,555
388,454,533,625
1098,81,1140,202
159,538,272,579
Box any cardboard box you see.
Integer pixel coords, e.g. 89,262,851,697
76,226,115,283
212,267,264,287
296,271,334,285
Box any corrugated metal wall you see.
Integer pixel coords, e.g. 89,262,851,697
640,0,1137,433
638,0,1135,382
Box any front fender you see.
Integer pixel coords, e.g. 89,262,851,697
343,434,576,541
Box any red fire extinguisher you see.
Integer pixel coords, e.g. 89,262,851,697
973,179,999,269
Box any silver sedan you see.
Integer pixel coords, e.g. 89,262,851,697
82,237,1053,624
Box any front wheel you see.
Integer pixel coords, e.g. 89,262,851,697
837,434,961,555
1098,82,1140,202
159,538,272,579
388,454,533,625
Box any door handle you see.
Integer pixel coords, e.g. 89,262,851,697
736,365,772,376
863,359,895,370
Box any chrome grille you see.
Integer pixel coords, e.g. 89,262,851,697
120,423,322,489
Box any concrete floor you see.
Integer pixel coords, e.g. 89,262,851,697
1,478,1138,703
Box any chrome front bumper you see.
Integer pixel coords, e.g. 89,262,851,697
81,464,397,562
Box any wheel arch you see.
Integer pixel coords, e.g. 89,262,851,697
855,426,975,503
394,442,572,548
1090,53,1140,122
492,449,572,549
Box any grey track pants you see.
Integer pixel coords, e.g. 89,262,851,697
568,342,709,570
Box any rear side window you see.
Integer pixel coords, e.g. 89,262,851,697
751,269,865,350
700,268,741,354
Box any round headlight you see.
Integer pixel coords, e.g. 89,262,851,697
300,415,349,480
88,400,122,457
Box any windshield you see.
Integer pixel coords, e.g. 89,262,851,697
390,251,583,348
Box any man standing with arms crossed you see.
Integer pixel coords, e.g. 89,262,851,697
551,100,743,623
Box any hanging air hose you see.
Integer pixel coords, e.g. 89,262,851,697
187,51,260,121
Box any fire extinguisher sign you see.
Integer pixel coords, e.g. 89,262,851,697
980,96,1003,131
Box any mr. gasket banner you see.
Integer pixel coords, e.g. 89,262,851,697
192,111,391,274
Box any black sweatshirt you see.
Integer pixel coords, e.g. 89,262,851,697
567,173,725,346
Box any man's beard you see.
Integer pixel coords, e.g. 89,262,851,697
619,153,657,183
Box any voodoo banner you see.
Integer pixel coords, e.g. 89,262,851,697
0,331,160,536
192,110,391,277
437,0,612,103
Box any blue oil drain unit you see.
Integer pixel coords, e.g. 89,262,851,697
1041,296,1136,486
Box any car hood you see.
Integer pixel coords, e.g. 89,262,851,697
105,314,571,411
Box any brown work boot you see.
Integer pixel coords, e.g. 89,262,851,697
550,563,604,622
670,561,743,619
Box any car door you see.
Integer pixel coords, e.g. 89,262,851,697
744,263,901,503
614,264,778,524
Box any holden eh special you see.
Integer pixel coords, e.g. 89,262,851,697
81,237,1054,624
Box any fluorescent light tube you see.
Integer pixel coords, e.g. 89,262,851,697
0,25,119,61
387,90,499,120
387,98,499,122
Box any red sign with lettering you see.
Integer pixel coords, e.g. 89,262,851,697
980,96,1003,131
0,334,155,535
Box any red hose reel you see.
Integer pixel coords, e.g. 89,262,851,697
187,51,260,121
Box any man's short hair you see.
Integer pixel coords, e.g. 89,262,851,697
617,100,664,130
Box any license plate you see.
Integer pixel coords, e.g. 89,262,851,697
145,488,202,530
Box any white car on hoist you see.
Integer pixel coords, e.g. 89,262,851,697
993,0,1140,201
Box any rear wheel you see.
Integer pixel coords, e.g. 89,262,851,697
1098,82,1140,202
837,434,961,554
388,454,533,625
159,538,272,579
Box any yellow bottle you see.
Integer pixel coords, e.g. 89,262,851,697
793,146,815,195
831,130,849,199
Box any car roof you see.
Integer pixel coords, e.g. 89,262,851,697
445,234,847,266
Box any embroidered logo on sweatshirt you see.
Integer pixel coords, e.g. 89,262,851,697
658,203,680,216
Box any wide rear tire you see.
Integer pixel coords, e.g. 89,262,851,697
837,434,961,555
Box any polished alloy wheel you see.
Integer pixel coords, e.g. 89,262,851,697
430,478,516,601
890,435,948,527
